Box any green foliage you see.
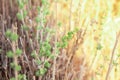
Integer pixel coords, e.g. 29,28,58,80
10,77,16,80
10,33,18,41
10,63,21,71
35,17,41,23
60,29,78,48
21,25,29,30
41,0,48,5
112,60,118,66
5,30,18,41
35,68,47,76
18,74,24,80
10,62,15,68
5,29,11,37
96,43,102,50
35,60,42,65
17,12,23,20
37,26,43,30
39,68,47,75
57,22,62,27
23,10,27,18
16,48,22,56
31,51,36,58
15,65,21,71
18,74,27,80
44,61,51,68
6,51,14,58
18,1,24,9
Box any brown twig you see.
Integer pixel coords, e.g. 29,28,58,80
105,31,120,80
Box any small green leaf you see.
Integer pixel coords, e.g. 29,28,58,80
18,74,24,80
17,12,23,20
43,9,49,15
10,33,18,41
37,26,43,30
44,61,51,68
23,10,27,18
112,61,118,66
57,22,62,27
15,65,21,71
6,51,14,58
41,0,48,5
21,25,29,30
39,68,47,75
35,17,40,23
45,50,51,57
35,70,40,76
117,54,120,57
10,77,16,80
35,68,47,76
18,1,24,9
10,63,15,68
16,48,22,56
61,41,68,48
62,36,68,42
31,51,36,58
35,60,41,65
5,29,12,37
67,31,73,36
37,6,41,11
96,43,102,50
50,55,55,59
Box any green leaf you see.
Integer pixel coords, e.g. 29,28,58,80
39,68,47,75
44,61,51,68
43,9,49,15
61,41,68,48
45,50,51,57
10,33,18,41
23,10,27,18
41,0,48,5
56,42,61,48
37,26,43,30
18,74,24,80
36,60,41,65
62,36,68,42
10,77,16,80
35,70,40,76
6,51,14,58
18,1,24,9
31,51,36,58
35,17,41,23
96,43,102,50
21,25,29,30
67,31,74,36
16,48,22,56
57,22,62,27
17,12,23,20
50,55,55,59
117,54,120,57
35,68,47,76
15,65,21,71
10,63,15,68
37,6,41,11
5,29,12,37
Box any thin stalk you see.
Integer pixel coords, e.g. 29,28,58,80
12,25,18,80
105,32,120,80
52,1,58,80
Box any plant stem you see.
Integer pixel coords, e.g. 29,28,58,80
105,31,120,80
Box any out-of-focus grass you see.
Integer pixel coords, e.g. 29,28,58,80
50,0,120,80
